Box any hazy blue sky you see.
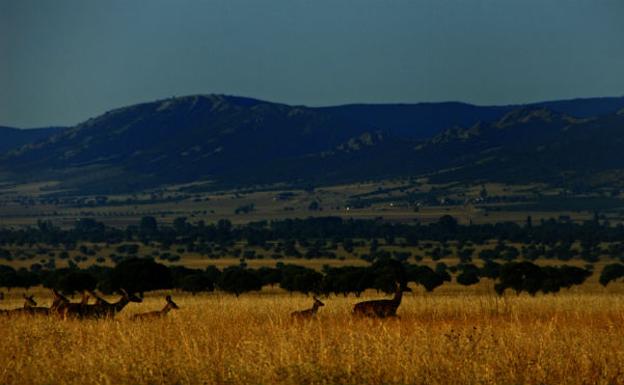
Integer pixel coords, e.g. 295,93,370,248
1,0,623,127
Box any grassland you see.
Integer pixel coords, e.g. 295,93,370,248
2,283,624,385
2,179,624,385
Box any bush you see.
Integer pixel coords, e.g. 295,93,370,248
599,263,624,286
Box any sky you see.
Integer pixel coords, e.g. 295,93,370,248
1,0,623,128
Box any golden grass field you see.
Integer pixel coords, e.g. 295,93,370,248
2,283,624,385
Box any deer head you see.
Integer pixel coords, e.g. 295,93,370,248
165,295,179,310
120,289,143,303
23,294,37,308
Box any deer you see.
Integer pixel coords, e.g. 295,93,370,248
353,284,410,318
22,294,54,315
131,295,179,321
48,290,71,315
52,289,90,319
53,289,108,319
84,289,143,319
291,296,325,319
1,294,53,316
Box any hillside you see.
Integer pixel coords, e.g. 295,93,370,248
1,94,624,193
424,108,624,186
0,126,64,154
0,95,375,192
320,96,624,139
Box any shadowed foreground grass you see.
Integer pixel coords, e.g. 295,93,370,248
1,291,624,385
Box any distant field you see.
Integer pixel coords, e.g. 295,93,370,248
1,286,624,385
0,180,620,228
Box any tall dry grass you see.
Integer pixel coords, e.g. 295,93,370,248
1,288,624,385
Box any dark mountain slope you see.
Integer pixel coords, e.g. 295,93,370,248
320,96,624,139
1,95,375,191
2,94,624,193
0,126,64,154
318,102,511,140
426,108,624,185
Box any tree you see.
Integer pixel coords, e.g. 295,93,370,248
0,265,18,288
46,269,97,295
434,262,452,282
599,263,624,286
173,217,189,233
539,266,591,294
456,264,480,286
204,266,222,283
369,259,408,292
480,260,501,279
458,248,474,263
109,258,172,295
218,267,262,297
139,216,158,233
495,262,591,295
179,274,214,295
494,262,543,295
408,265,444,292
321,266,372,297
256,267,282,287
279,265,323,295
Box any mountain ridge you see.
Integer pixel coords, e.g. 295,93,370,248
1,94,624,193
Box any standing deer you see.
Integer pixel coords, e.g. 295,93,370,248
131,295,179,320
291,296,325,319
48,290,70,316
53,289,90,319
84,289,143,319
353,284,410,318
54,289,112,319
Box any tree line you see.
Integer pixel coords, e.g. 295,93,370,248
2,258,621,298
1,215,623,248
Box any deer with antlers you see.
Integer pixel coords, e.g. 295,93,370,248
291,296,325,319
353,284,410,318
131,295,179,320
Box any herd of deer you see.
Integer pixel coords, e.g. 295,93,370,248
291,284,410,320
0,290,179,320
1,284,406,321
